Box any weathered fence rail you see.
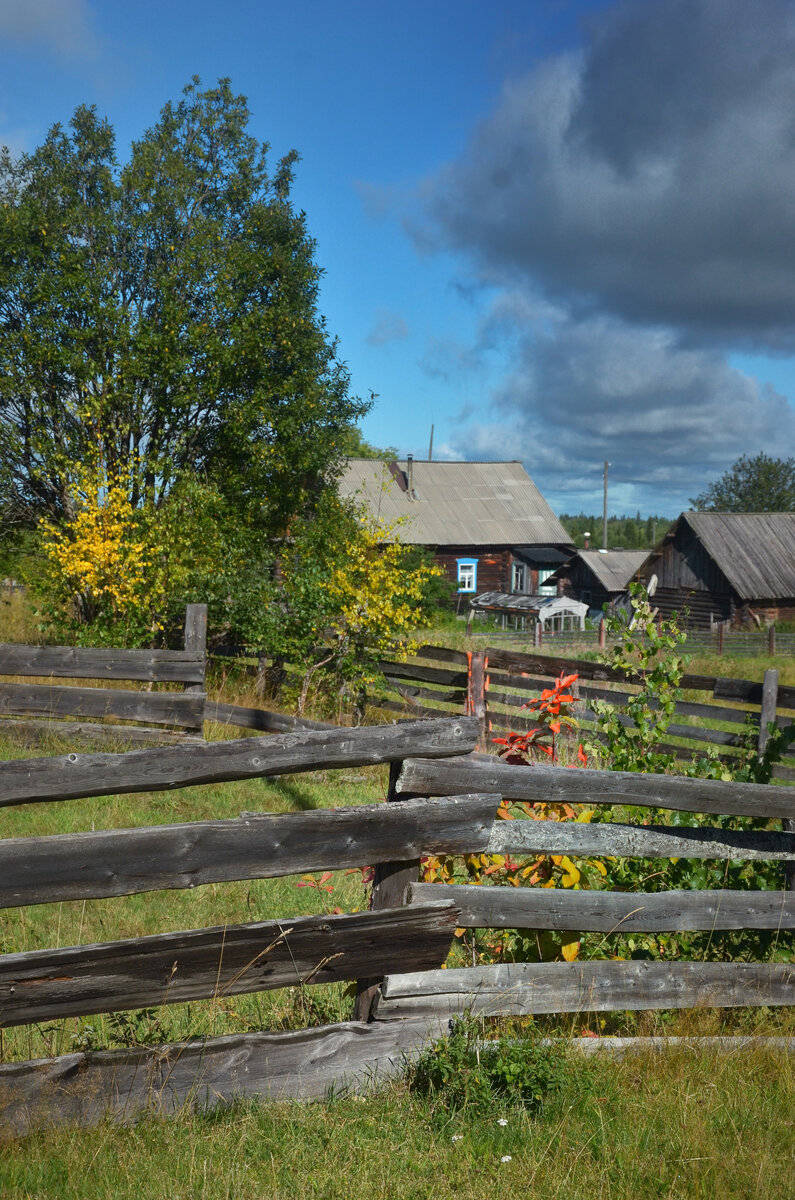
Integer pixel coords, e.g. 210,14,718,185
376,644,795,782
0,604,208,741
0,711,793,1137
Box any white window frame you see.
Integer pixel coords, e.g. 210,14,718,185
511,562,526,593
537,567,557,595
457,558,478,592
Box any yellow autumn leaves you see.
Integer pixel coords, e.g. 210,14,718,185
39,462,162,622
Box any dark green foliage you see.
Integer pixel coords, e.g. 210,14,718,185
690,452,795,512
0,77,368,537
560,513,673,549
409,1013,570,1117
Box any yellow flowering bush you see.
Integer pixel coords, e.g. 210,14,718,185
39,461,166,643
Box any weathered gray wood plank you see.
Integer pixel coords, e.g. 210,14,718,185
486,817,795,861
378,660,468,688
406,883,795,932
0,644,205,684
0,716,478,808
374,961,795,1019
0,793,500,909
0,1017,436,1137
0,682,205,729
0,901,458,1026
397,756,795,818
205,700,335,732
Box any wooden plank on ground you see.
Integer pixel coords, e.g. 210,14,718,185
396,755,795,819
0,793,500,909
406,883,795,932
0,644,205,684
0,1017,435,1137
205,700,335,732
0,716,479,808
0,901,458,1026
373,961,795,1020
485,817,795,861
0,682,205,729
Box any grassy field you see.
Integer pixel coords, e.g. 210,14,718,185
1,1043,792,1199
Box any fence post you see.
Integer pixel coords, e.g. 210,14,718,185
598,618,606,651
466,650,488,750
768,624,776,656
717,623,724,656
353,759,420,1021
183,604,207,733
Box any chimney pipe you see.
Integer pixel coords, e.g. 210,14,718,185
406,454,414,498
583,531,591,550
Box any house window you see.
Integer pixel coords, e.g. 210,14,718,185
457,559,478,592
537,568,557,595
511,562,526,593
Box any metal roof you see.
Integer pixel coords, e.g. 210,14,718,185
679,512,795,600
557,549,649,593
339,459,572,547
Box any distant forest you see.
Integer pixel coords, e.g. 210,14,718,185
559,513,674,550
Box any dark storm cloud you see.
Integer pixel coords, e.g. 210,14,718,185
419,0,795,346
445,307,795,511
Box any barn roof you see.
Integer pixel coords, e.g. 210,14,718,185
554,549,649,593
681,512,795,600
338,459,572,547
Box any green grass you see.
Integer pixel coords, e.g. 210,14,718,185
0,1045,792,1199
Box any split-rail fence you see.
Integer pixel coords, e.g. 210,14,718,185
376,644,795,783
0,604,208,743
0,713,793,1137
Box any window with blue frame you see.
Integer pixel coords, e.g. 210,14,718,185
457,558,478,592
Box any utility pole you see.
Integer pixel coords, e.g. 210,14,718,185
603,461,609,550
428,424,434,461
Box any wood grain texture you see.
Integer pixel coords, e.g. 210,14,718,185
0,644,205,684
0,793,500,909
396,756,795,819
0,716,479,808
374,961,795,1019
485,817,795,861
0,682,205,729
406,883,795,932
0,901,459,1026
0,1018,436,1137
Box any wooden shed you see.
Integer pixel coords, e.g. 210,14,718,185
548,549,649,613
634,512,795,628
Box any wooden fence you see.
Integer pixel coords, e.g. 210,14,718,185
469,621,795,657
0,604,208,743
0,712,793,1136
376,644,795,783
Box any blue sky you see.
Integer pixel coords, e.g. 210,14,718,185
3,0,795,517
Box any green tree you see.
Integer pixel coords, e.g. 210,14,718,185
689,453,795,512
0,78,368,537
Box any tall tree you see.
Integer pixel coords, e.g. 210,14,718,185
0,78,368,534
690,453,795,512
